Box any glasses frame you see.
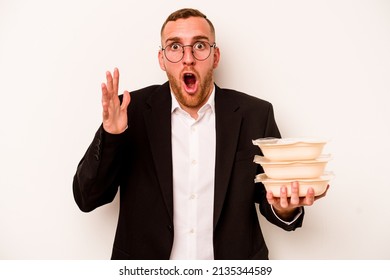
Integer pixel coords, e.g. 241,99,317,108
161,41,217,63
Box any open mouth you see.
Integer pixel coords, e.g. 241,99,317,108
183,73,197,93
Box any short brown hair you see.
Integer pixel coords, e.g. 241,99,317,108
160,8,215,38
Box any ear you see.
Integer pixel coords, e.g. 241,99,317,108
158,50,166,71
213,46,220,69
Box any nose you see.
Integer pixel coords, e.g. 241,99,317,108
182,45,195,65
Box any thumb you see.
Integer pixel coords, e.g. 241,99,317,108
266,191,275,205
121,90,131,111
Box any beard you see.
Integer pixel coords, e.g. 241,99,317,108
168,67,214,110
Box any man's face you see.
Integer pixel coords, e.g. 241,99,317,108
159,16,220,114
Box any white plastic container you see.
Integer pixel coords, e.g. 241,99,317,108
255,172,333,197
252,137,327,161
253,155,331,179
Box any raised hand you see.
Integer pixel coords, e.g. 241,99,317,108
101,68,131,134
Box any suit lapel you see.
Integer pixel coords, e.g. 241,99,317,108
143,83,174,223
213,86,242,229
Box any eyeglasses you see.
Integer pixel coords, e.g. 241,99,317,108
161,41,217,63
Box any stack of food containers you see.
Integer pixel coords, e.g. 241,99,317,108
252,138,333,197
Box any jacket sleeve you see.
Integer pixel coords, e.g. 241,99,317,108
72,125,127,212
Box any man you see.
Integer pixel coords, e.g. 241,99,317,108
73,8,327,260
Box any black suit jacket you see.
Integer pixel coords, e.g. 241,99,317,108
73,82,303,260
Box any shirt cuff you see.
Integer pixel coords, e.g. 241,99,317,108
271,206,303,225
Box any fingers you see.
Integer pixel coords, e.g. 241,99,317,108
282,182,321,207
279,186,289,208
268,182,322,213
266,190,275,205
290,181,300,205
103,68,119,100
101,83,109,121
303,187,315,206
268,184,294,209
101,68,121,120
105,69,114,96
113,67,119,96
278,182,300,208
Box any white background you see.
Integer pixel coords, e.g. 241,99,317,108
0,0,389,259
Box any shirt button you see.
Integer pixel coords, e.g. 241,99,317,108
190,194,196,200
189,229,195,234
191,159,197,165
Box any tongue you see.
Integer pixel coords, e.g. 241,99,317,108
184,75,197,93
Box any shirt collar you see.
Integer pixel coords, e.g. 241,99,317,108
171,85,215,115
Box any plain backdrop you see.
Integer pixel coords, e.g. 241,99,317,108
1,0,389,259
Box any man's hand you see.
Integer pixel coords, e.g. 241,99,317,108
101,68,131,134
266,182,329,221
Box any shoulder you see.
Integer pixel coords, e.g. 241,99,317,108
215,85,274,110
129,82,169,99
119,82,170,108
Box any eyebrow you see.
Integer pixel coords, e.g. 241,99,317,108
165,35,210,45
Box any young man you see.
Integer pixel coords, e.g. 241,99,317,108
73,8,327,259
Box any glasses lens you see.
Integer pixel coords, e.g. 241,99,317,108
164,43,183,63
164,42,213,63
192,42,211,61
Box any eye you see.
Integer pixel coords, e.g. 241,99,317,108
169,43,182,51
193,42,207,51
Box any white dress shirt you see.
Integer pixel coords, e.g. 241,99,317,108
168,86,302,259
169,87,216,260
